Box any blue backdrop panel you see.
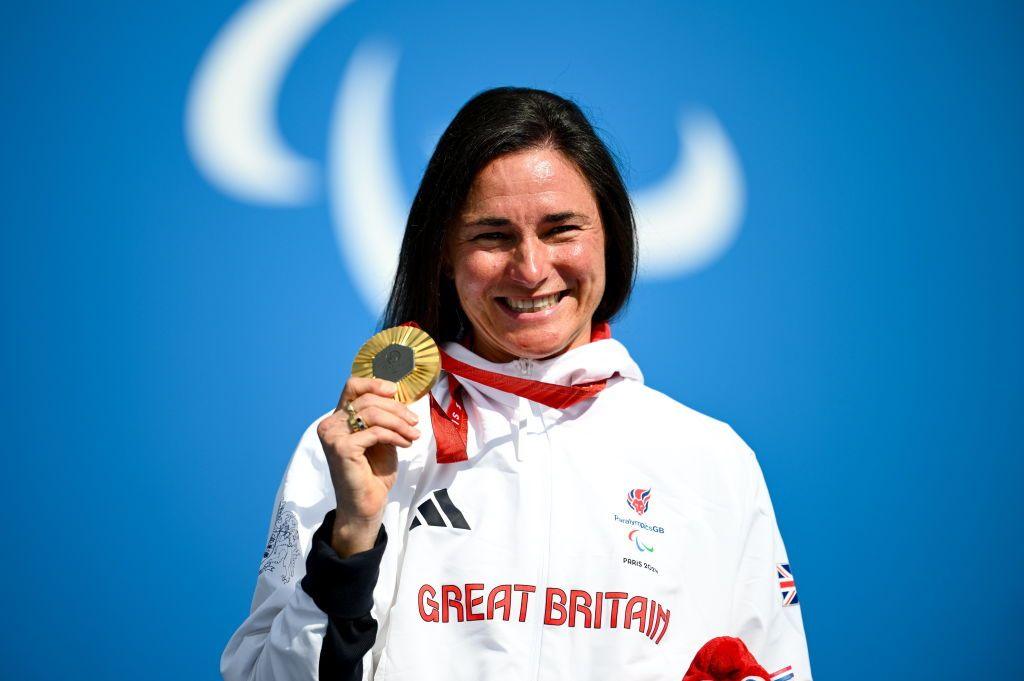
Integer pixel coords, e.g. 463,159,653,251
0,1,1021,678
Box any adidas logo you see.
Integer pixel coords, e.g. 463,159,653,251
410,488,471,531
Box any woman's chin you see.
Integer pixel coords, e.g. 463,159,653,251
494,328,581,361
470,300,592,361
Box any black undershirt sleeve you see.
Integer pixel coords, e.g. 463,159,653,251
301,510,387,681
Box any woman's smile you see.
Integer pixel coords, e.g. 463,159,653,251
497,290,569,314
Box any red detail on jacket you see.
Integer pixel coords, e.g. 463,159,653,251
543,588,568,626
465,583,485,622
681,636,770,681
513,584,536,623
440,585,464,623
568,589,593,628
401,321,616,463
416,583,671,645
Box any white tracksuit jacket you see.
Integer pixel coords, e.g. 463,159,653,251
222,337,812,680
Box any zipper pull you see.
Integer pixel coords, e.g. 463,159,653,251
517,358,532,375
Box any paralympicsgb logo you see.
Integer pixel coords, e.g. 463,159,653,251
626,488,651,516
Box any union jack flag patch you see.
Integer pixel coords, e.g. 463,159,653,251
777,563,798,606
770,665,794,681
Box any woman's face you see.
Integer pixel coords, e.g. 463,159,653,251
446,147,606,363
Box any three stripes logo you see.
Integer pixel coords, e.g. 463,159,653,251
409,488,471,531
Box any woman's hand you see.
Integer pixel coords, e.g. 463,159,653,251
317,377,421,557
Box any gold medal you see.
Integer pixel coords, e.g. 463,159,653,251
350,326,441,404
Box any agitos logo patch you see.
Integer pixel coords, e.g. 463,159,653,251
628,529,655,553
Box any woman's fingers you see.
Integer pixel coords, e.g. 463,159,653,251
316,383,421,465
348,393,419,425
316,411,352,444
349,405,420,442
348,425,414,450
337,376,398,411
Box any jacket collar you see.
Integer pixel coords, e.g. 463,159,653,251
440,337,644,409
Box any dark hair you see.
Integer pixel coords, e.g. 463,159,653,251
380,87,636,342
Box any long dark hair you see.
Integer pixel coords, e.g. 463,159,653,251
380,87,637,342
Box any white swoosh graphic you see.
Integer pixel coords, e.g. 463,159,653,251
186,1,746,309
326,58,746,310
328,40,408,312
185,0,352,205
633,112,745,278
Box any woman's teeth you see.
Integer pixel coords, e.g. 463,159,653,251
503,292,562,312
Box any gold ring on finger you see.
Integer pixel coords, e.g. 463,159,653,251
347,411,367,432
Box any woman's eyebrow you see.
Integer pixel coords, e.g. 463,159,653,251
465,216,512,227
464,211,590,227
540,211,589,224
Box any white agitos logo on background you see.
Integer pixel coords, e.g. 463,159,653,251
185,0,746,312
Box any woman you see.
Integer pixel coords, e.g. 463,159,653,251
222,87,812,681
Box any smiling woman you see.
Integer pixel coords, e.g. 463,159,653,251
381,88,637,353
221,88,812,681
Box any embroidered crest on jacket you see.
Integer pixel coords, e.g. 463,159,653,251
259,502,300,583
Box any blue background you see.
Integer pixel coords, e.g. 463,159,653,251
2,1,1021,678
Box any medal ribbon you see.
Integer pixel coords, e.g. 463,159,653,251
403,321,613,463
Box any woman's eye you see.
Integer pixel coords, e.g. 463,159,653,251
471,232,508,241
549,225,580,237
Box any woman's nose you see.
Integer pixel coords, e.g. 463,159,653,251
507,236,550,287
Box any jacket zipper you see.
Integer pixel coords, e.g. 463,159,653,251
516,358,548,675
513,358,532,462
531,398,554,680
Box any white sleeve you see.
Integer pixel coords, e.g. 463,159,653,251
219,415,379,681
729,436,813,681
